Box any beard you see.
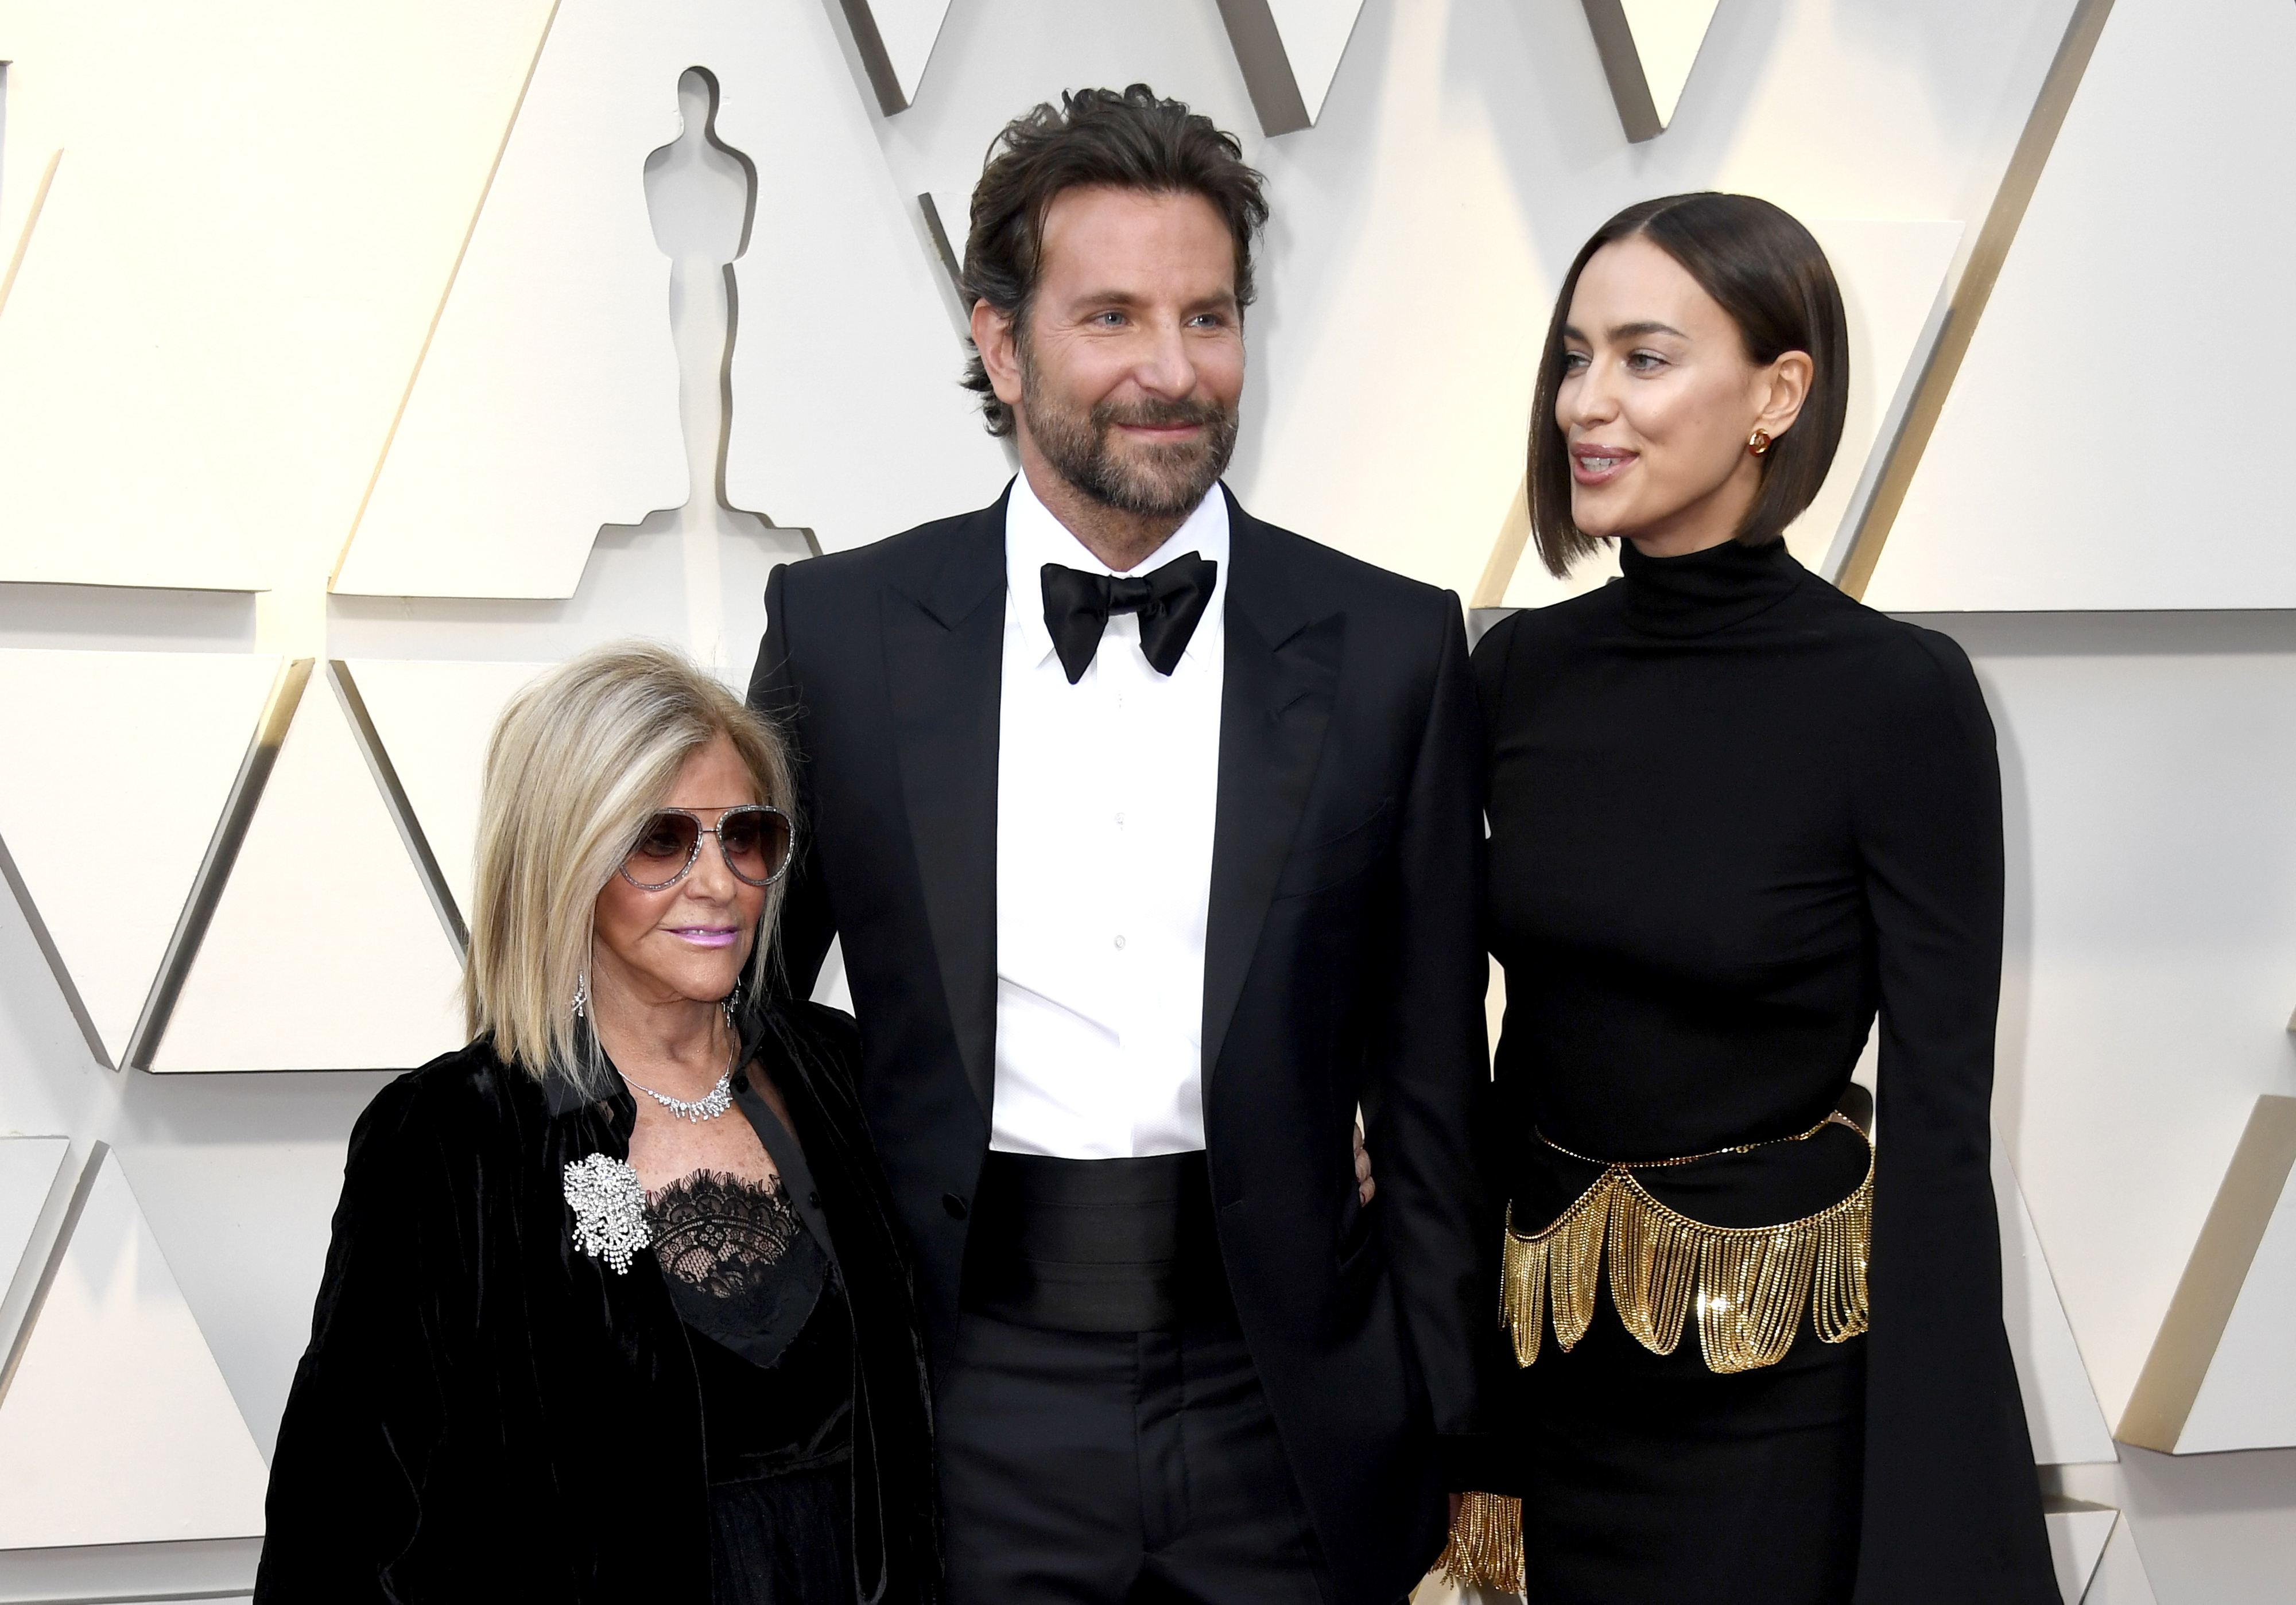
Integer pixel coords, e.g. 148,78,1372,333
1018,352,1239,520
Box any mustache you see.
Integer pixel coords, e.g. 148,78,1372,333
1089,395,1231,433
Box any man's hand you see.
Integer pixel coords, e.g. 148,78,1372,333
1354,1123,1376,1205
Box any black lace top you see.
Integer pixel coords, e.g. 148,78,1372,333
646,1169,854,1486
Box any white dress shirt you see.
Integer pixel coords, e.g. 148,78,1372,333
991,471,1228,1158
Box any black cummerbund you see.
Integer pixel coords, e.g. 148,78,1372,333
959,1151,1232,1334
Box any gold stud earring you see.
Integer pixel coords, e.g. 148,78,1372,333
1747,429,1773,457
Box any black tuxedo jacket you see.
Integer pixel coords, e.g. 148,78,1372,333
748,485,1492,1602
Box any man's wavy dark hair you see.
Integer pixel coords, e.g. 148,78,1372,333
958,85,1269,438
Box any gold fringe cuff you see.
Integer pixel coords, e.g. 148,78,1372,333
1433,1491,1523,1594
1502,1113,1872,1375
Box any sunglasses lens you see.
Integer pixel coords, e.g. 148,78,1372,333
626,812,700,886
719,809,792,885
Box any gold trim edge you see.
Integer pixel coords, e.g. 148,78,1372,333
327,0,567,592
122,659,313,1072
1214,0,1315,137
0,828,111,1068
0,1141,105,1412
328,660,469,959
2117,1094,2296,1452
1835,0,2118,600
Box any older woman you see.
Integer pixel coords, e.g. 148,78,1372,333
256,643,936,1603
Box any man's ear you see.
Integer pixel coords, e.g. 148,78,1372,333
970,299,1025,407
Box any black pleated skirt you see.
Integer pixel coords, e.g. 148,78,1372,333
1506,1278,1867,1605
707,1460,853,1605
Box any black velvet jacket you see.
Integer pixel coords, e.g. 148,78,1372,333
254,1000,937,1604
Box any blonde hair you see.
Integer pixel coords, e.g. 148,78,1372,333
463,640,796,1090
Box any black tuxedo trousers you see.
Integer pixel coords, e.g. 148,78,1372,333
749,487,1494,1605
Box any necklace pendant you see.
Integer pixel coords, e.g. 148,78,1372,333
642,1074,733,1122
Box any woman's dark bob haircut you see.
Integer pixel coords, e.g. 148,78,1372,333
958,85,1268,438
1528,193,1849,577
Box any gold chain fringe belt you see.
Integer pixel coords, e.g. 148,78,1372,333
1503,1110,1872,1377
1431,1114,1874,1594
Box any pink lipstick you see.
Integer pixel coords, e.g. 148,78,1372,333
1570,442,1636,486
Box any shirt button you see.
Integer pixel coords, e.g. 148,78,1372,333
942,1192,968,1219
1114,935,1126,950
1114,812,1125,827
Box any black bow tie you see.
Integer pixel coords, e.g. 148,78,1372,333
1040,553,1218,685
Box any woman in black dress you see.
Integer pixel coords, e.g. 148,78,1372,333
1467,195,2057,1600
256,642,936,1603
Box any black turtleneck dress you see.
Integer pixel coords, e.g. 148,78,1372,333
1471,538,2057,1604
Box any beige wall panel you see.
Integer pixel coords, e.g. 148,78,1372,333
1199,0,2068,608
719,0,1010,553
1263,1,1370,128
2081,1515,2162,1605
1796,220,1961,576
1496,518,1622,610
341,659,556,924
1947,636,2296,1428
2177,1145,2296,1452
840,0,957,114
0,157,253,589
2044,1501,2117,1604
2119,1095,2296,1454
0,1151,267,1548
1865,0,2296,610
331,0,692,600
149,675,462,1072
869,1,1263,249
1580,0,1723,139
0,651,282,1068
0,1546,259,1603
0,1,554,595
1216,1,1370,134
1242,7,1555,608
0,1137,65,1304
1998,1140,2117,1464
1616,1,1720,131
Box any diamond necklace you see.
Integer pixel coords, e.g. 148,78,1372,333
618,1017,739,1122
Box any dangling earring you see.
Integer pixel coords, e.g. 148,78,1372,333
1747,428,1773,457
721,976,744,1031
571,971,589,1020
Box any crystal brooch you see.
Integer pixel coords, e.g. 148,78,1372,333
563,1152,650,1274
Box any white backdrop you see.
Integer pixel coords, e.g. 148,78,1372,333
0,2,2290,1600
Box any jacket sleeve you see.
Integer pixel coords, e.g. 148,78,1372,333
1852,632,2057,1604
751,561,837,999
1368,595,1497,1486
253,1080,451,1604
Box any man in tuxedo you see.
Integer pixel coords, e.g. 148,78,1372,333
750,86,1488,1605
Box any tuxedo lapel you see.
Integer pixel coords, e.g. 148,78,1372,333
1202,494,1343,1090
882,497,1008,1117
